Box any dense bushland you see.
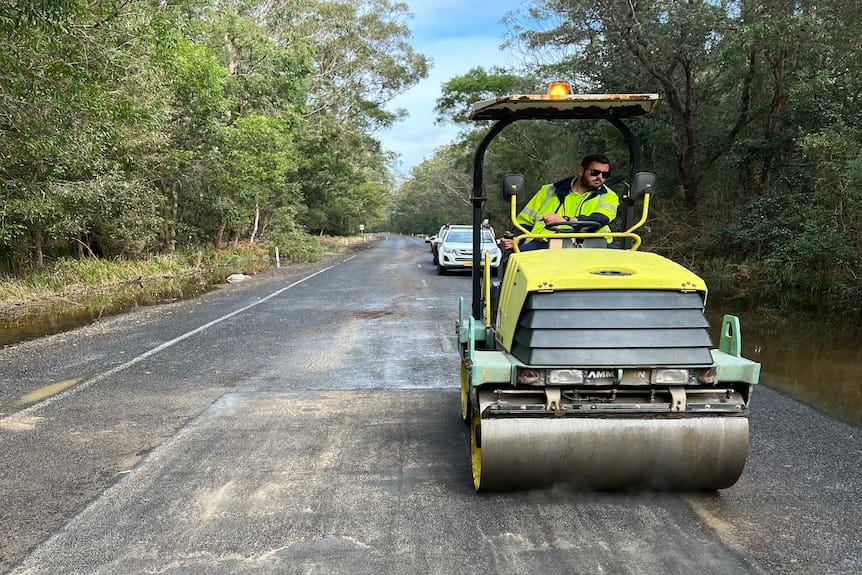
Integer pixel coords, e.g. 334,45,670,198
389,2,861,312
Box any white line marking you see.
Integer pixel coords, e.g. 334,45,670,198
1,258,354,421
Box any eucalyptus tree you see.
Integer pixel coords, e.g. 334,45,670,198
242,0,430,229
254,0,429,129
291,115,392,236
0,0,80,28
160,3,312,248
511,1,859,210
389,147,474,235
0,1,174,267
207,114,301,246
505,0,740,212
712,0,862,303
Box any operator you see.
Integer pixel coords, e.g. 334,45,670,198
500,153,619,252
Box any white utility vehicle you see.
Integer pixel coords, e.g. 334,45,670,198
437,224,501,275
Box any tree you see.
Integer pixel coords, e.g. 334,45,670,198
257,0,429,130
0,1,171,265
211,114,300,247
211,0,428,234
511,0,741,212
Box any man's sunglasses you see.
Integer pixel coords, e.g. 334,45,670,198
588,169,611,178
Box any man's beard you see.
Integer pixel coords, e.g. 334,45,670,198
579,173,600,191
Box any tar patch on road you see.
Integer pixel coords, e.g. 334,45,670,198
10,390,751,575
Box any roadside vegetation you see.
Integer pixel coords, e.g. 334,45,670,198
1,1,858,315
389,2,861,313
0,235,356,314
0,1,424,277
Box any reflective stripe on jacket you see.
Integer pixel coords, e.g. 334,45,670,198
517,178,619,240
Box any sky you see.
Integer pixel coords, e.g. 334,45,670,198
377,0,524,179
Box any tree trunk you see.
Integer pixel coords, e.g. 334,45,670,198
167,185,178,252
30,228,44,268
215,222,226,249
249,202,260,244
158,185,177,252
665,86,699,213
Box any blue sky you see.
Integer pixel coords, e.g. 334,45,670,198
378,0,524,179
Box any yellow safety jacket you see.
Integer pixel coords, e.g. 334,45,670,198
517,178,619,242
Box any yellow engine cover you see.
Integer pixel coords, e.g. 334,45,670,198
496,249,708,351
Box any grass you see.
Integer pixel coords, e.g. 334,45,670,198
0,235,368,310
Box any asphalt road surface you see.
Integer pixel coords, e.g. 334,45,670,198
1,235,859,574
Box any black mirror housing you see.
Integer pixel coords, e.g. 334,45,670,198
502,174,526,201
631,172,657,200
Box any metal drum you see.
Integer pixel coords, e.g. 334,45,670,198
472,416,749,491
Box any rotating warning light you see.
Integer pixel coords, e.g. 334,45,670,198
547,81,571,98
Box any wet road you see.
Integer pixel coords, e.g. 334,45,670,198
0,235,859,574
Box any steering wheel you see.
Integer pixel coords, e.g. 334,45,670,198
544,220,600,233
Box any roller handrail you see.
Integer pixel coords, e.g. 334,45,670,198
511,231,642,251
506,193,652,252
483,252,492,328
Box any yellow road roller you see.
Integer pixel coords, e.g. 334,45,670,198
456,85,761,491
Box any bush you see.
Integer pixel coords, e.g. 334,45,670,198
270,230,325,264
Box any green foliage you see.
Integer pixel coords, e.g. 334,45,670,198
293,116,391,236
0,0,425,276
0,0,82,30
269,206,326,263
389,145,474,234
393,1,861,313
435,67,533,124
264,0,429,131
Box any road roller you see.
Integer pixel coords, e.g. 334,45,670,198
456,84,761,491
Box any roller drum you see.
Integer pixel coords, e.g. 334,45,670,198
473,416,749,491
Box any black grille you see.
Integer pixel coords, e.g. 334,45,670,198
511,290,714,367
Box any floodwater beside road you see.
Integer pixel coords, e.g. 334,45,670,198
0,271,228,348
707,304,862,428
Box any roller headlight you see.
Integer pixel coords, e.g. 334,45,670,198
548,369,584,384
653,368,690,385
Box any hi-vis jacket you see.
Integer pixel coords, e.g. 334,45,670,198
517,177,619,242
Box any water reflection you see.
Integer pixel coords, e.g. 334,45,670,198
708,302,861,428
0,272,227,348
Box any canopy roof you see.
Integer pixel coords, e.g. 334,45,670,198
469,93,660,121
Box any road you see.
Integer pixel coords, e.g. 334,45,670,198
0,234,859,574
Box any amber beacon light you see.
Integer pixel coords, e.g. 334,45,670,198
547,81,571,97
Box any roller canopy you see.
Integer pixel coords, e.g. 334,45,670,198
470,93,660,121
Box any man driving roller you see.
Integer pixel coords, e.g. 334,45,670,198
500,153,619,251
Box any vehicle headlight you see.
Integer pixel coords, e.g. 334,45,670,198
652,368,691,384
548,369,584,384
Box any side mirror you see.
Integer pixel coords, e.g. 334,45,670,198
630,172,657,200
501,174,526,201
